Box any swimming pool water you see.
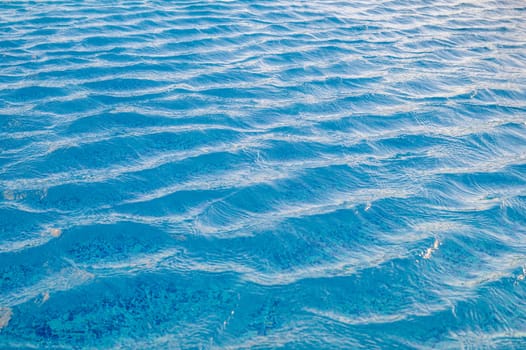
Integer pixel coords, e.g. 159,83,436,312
1,0,526,348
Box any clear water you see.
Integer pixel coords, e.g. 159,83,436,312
1,0,526,348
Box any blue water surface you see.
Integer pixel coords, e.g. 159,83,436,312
1,0,526,348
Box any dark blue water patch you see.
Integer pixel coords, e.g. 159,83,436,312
34,97,104,116
58,223,176,262
0,113,52,133
1,86,69,103
82,78,169,92
0,207,52,243
2,272,243,348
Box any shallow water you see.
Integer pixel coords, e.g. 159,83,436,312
1,0,526,348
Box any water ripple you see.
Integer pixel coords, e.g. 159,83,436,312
1,0,526,348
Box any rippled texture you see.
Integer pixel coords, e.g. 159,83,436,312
1,0,526,348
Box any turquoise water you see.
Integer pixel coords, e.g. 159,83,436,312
1,0,526,348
